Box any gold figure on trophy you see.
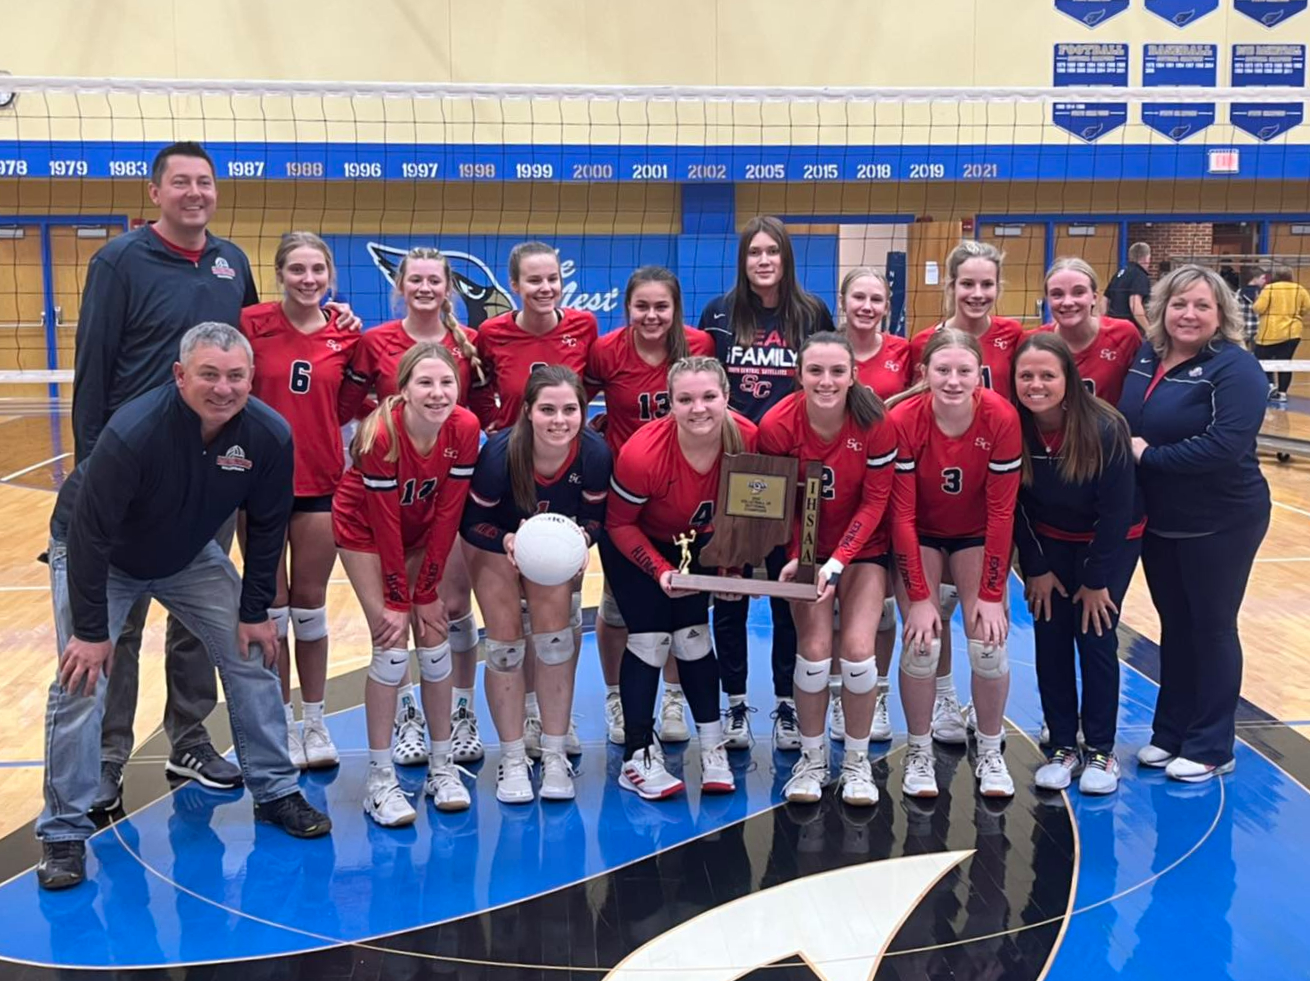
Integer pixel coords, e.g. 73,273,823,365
673,530,697,575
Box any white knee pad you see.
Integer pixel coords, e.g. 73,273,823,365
598,591,627,629
484,638,526,673
794,656,833,693
570,591,583,630
967,640,1009,680
290,605,328,642
878,597,896,633
629,631,673,668
418,642,452,683
939,584,960,620
368,646,411,686
840,658,878,695
533,628,575,665
901,638,942,680
269,605,290,640
448,612,479,654
671,624,713,662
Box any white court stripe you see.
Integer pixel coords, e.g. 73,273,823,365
1253,556,1310,564
1273,499,1310,520
1,452,70,482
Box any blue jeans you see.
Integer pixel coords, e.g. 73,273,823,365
39,538,299,841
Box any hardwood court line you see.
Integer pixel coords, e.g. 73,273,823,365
0,453,70,483
1273,499,1310,520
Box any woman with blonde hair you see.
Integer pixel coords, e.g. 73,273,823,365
1120,265,1269,783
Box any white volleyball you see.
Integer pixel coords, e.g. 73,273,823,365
514,513,588,586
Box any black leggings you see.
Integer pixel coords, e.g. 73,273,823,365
1255,339,1300,394
711,545,797,698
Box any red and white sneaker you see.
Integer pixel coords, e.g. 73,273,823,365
619,746,685,800
699,742,735,794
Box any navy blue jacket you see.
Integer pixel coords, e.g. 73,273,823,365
1014,416,1142,590
72,225,258,462
66,383,293,642
698,291,834,422
1118,339,1270,535
460,428,611,553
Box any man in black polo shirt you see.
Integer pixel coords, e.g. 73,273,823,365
1105,242,1153,334
38,322,330,889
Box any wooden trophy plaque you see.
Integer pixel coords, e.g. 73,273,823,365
668,453,823,602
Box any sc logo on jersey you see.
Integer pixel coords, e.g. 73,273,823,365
739,373,773,399
846,438,863,452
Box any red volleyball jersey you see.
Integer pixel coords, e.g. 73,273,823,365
333,404,479,611
1037,317,1140,406
607,412,758,580
584,326,716,453
889,388,1022,603
469,308,598,431
854,333,913,401
909,316,1026,401
239,302,359,497
337,319,481,421
757,392,898,564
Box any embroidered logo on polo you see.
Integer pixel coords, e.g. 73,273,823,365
211,257,237,280
217,445,253,471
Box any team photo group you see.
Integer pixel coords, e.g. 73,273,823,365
34,140,1271,892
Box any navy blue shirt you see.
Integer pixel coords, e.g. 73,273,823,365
1105,262,1151,333
1014,416,1142,590
72,225,259,462
66,383,293,642
1118,339,1270,535
461,428,611,553
698,291,834,422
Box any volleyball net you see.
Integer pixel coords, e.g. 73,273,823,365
2,76,1310,406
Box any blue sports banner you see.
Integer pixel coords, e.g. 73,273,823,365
1230,102,1304,140
1145,0,1220,25
1234,0,1308,27
1141,102,1217,141
318,234,839,335
1052,102,1129,142
1055,0,1130,26
1143,43,1218,85
1054,43,1130,86
1232,44,1307,85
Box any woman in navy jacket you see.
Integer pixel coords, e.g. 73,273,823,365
1118,265,1270,783
1013,332,1143,795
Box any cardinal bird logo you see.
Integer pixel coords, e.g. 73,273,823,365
366,242,516,328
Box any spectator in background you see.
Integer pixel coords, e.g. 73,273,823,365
1253,266,1310,403
1238,266,1268,348
1106,243,1152,336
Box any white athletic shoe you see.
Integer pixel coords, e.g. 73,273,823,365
659,688,691,743
287,721,307,769
828,688,847,741
450,706,485,764
724,701,754,750
903,745,939,798
1165,756,1235,783
392,692,429,766
871,687,892,741
784,746,829,804
605,691,625,745
540,749,577,801
565,718,582,756
424,754,472,811
1035,747,1081,791
1079,752,1121,795
838,750,879,807
302,719,340,769
700,742,735,793
976,748,1015,798
620,747,685,800
931,690,968,745
364,765,417,827
496,753,535,804
523,714,543,760
1136,743,1176,768
772,699,802,751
